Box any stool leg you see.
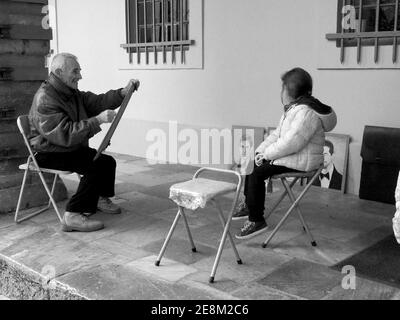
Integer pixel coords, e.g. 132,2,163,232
213,200,242,265
180,207,197,253
15,167,30,223
155,209,181,266
282,179,317,247
209,191,242,284
264,178,297,220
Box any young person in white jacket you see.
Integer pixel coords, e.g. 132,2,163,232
234,68,337,240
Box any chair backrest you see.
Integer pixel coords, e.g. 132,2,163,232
17,115,37,160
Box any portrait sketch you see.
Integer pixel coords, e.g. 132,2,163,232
312,133,350,194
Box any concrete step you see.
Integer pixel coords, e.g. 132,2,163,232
0,254,86,300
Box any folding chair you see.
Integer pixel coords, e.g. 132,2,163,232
262,165,323,248
155,168,243,283
15,116,79,224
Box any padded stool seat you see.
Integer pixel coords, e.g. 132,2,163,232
170,178,237,211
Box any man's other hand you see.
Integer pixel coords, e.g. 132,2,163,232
96,110,117,124
121,79,140,97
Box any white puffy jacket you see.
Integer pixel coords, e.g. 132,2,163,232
256,97,337,172
394,172,400,244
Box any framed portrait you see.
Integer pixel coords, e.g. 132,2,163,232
312,133,351,194
231,125,266,176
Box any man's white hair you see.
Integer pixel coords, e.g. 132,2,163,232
50,53,78,74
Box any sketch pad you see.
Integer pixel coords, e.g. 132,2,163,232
94,84,136,161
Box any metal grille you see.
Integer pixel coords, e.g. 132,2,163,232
326,0,400,63
121,0,195,65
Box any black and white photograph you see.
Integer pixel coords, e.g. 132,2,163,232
1,0,400,310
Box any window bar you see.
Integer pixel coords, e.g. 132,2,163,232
153,0,157,64
180,0,184,64
393,0,399,63
144,0,149,64
340,0,347,63
135,0,141,64
126,0,133,64
374,0,380,63
357,0,363,64
162,0,166,63
171,0,176,64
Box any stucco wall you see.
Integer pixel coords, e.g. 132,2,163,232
50,0,400,195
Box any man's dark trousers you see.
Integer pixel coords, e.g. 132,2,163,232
36,147,116,214
244,161,298,223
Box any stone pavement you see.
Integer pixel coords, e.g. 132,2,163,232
0,153,399,300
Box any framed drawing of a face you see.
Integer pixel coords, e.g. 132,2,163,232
231,125,266,176
312,133,351,194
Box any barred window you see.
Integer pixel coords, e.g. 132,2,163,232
326,0,400,63
121,0,195,65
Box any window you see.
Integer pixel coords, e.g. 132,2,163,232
122,0,195,65
326,0,400,63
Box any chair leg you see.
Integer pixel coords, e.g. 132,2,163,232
264,178,297,221
213,200,242,265
209,189,242,284
14,168,29,223
282,179,317,247
180,207,197,253
155,209,182,267
36,171,63,222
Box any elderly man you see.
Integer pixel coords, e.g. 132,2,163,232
29,53,140,233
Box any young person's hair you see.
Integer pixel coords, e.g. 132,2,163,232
281,68,313,99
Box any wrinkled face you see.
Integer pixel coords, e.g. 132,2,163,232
57,58,82,89
323,146,333,168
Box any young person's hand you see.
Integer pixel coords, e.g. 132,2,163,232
96,110,116,124
255,153,265,167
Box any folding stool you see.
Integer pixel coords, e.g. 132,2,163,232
262,166,323,248
15,116,79,224
155,167,243,283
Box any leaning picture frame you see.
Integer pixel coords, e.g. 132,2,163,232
313,133,351,194
231,125,266,176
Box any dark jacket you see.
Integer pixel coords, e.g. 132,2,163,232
29,73,124,153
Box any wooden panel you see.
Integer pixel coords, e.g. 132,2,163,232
0,81,42,97
0,24,52,40
0,13,44,26
0,39,50,55
0,67,48,81
0,2,45,16
0,54,45,68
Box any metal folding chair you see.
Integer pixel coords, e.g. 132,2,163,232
15,116,79,224
262,165,323,248
155,168,243,283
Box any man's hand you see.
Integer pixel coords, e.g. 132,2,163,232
255,153,265,167
96,110,116,125
121,79,140,97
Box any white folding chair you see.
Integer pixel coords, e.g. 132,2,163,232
15,116,79,224
155,168,243,283
262,166,323,248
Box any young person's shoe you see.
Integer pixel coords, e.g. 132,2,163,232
61,212,104,233
232,206,250,221
97,197,122,214
235,220,268,240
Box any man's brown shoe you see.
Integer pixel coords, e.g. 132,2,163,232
62,212,104,232
97,197,122,214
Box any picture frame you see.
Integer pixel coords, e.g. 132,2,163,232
313,133,351,194
231,125,266,176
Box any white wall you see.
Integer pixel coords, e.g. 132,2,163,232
52,0,400,195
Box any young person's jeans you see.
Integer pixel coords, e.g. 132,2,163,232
36,147,116,214
244,161,299,223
